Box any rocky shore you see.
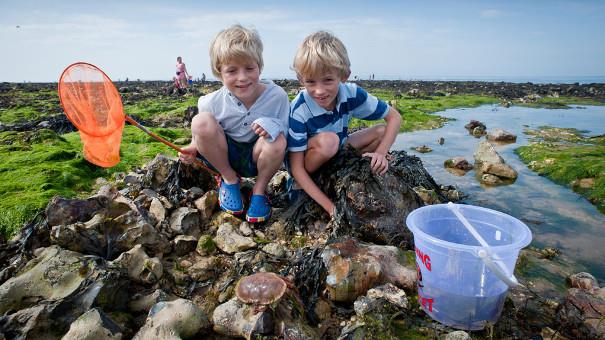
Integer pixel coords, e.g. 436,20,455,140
1,79,604,339
1,149,604,339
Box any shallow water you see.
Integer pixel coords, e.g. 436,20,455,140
394,104,605,282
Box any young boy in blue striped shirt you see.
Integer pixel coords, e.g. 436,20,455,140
288,31,402,217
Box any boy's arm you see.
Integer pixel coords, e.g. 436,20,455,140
289,151,335,216
362,106,402,175
374,106,401,155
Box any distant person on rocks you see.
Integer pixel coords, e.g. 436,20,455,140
179,24,289,223
175,56,191,88
201,72,206,84
287,31,402,217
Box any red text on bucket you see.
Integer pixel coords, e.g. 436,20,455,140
415,246,432,271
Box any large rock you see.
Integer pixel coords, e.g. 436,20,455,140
132,299,209,339
283,149,434,249
212,298,272,338
0,246,128,338
487,128,517,143
61,308,123,340
51,209,170,259
321,238,416,302
213,223,256,254
474,141,504,164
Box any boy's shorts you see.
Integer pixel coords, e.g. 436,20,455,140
197,135,258,178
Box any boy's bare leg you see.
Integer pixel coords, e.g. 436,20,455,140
191,112,238,184
346,124,386,153
304,132,340,173
252,134,287,195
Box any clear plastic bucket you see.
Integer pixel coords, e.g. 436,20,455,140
405,203,532,330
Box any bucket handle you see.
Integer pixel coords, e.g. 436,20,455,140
447,202,520,288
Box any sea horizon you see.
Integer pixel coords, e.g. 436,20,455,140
5,75,605,85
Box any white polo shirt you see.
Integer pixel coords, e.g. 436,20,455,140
197,79,289,143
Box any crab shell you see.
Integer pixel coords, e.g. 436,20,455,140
235,272,289,306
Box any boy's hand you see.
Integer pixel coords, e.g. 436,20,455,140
362,152,389,175
178,145,198,164
252,123,271,139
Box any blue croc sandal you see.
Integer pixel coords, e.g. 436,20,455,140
246,195,271,223
218,179,244,215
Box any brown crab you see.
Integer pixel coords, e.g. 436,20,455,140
235,272,301,314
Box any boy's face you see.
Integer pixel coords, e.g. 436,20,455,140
299,70,347,111
219,59,261,105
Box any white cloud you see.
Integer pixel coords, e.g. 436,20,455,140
480,9,502,18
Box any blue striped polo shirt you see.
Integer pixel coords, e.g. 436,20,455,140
287,82,389,152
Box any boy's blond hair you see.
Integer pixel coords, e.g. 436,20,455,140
292,31,351,79
210,25,264,78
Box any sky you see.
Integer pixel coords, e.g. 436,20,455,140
1,0,604,82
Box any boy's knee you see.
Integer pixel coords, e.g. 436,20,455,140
191,112,218,136
312,132,340,158
262,134,287,155
375,124,387,136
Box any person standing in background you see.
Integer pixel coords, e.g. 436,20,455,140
176,56,191,88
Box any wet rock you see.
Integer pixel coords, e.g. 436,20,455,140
472,125,486,136
284,149,431,249
444,157,474,170
413,187,441,205
0,246,128,338
322,238,416,302
487,128,517,143
193,191,218,221
480,162,518,179
172,235,198,256
46,195,110,227
169,207,201,237
128,289,170,313
474,141,504,164
148,197,165,225
62,308,123,340
353,283,408,316
262,242,287,258
464,119,486,133
239,222,254,236
111,245,163,285
445,330,472,340
212,298,273,338
187,256,218,282
213,223,256,254
567,272,600,292
474,141,517,184
0,246,101,314
268,170,289,194
143,154,175,190
412,145,433,153
133,299,209,339
51,209,170,259
196,235,216,256
437,137,445,145
481,173,503,185
557,287,605,339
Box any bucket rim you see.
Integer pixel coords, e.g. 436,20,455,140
405,203,532,252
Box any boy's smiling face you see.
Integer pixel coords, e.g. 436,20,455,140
220,59,262,107
299,70,347,111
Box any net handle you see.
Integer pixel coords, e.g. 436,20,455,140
124,116,217,175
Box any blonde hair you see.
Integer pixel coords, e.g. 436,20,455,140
209,25,264,78
292,31,351,79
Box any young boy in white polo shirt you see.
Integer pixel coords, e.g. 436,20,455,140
288,31,402,217
179,25,289,223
